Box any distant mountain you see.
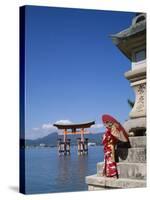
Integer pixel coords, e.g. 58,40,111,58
24,132,104,147
25,132,58,147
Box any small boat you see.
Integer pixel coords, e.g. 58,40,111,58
88,142,96,146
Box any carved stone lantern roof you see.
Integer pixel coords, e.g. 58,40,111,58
111,13,146,60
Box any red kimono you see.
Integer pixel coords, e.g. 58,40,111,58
102,128,118,177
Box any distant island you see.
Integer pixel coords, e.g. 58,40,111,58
20,132,104,148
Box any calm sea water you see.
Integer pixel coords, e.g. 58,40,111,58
25,146,103,194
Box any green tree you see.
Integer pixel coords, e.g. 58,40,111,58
127,99,135,108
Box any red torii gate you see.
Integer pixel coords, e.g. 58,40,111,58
53,121,95,155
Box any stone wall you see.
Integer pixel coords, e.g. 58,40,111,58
85,136,146,190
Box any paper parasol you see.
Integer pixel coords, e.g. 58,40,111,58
102,114,129,142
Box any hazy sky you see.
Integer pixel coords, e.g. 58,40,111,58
24,6,135,139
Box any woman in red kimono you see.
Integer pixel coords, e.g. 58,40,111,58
102,114,129,178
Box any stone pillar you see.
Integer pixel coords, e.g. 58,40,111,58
124,66,146,136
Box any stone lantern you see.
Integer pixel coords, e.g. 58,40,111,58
111,13,146,136
85,13,146,190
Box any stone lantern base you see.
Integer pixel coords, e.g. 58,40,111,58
85,136,146,190
123,117,146,136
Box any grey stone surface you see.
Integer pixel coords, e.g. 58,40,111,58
97,162,146,180
118,163,146,180
85,175,146,189
124,67,146,81
117,147,146,163
123,118,146,133
86,136,146,190
129,136,146,147
111,14,146,60
111,14,146,40
88,185,106,191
